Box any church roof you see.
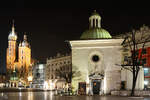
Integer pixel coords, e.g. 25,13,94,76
80,28,112,39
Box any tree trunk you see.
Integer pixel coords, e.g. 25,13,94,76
131,77,136,96
131,69,139,96
131,74,136,96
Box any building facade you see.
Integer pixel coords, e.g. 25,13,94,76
6,21,31,87
69,11,144,95
45,53,71,90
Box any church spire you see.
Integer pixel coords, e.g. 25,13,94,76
8,20,17,41
12,19,15,34
23,33,27,41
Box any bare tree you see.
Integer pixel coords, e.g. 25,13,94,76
56,65,81,83
55,65,81,92
121,25,150,96
56,65,72,83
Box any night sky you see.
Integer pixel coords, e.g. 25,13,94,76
0,1,150,72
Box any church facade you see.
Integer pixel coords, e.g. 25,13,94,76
69,11,144,95
6,21,31,87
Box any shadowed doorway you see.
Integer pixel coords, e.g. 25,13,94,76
92,79,101,94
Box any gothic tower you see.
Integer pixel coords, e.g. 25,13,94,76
19,34,31,74
6,20,17,71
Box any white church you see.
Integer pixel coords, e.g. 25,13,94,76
69,11,144,95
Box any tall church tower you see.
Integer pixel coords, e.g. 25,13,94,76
6,20,17,70
19,34,31,72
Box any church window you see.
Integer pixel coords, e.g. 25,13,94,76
92,55,100,62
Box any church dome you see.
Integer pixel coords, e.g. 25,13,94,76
80,28,112,39
80,10,112,39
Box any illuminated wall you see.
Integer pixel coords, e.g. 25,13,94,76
7,40,17,70
19,46,31,71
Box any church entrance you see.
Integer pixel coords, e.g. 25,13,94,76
92,79,101,94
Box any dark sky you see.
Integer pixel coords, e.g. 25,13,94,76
1,1,150,72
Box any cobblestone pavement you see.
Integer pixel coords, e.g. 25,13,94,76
0,91,150,100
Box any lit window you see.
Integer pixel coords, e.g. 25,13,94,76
144,68,149,76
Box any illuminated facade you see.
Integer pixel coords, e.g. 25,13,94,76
69,11,144,95
6,21,31,87
46,53,71,90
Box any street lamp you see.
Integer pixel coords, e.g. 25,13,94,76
28,76,33,88
28,76,33,82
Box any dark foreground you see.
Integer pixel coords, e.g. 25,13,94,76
0,90,150,100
